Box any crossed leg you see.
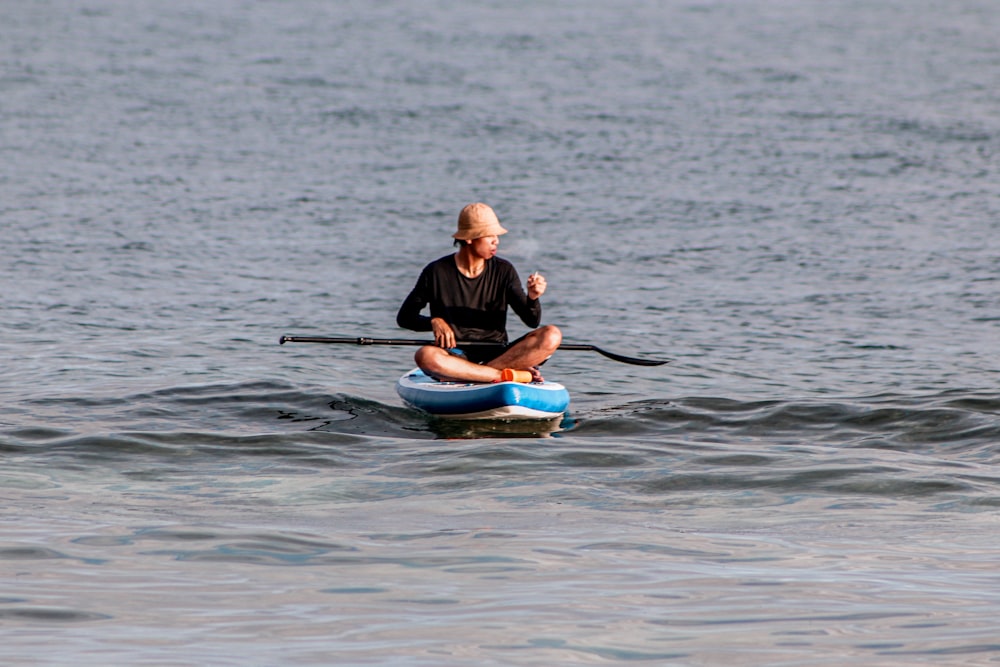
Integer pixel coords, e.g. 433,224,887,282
414,325,562,383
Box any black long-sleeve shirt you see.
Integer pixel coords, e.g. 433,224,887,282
396,254,541,345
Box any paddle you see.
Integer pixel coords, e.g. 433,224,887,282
279,335,669,367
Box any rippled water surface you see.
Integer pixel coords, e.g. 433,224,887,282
3,0,1000,664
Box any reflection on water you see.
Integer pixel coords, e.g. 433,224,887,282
428,414,570,440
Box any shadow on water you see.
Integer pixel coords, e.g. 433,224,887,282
304,398,573,440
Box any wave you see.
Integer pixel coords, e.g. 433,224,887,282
3,383,999,513
5,381,998,460
570,391,1000,462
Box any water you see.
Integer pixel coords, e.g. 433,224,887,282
3,0,1000,664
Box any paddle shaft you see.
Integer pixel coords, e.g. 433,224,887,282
279,335,668,366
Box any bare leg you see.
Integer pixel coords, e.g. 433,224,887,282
485,325,562,381
413,325,562,383
414,346,504,383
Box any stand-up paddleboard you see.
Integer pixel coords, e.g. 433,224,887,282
396,368,570,420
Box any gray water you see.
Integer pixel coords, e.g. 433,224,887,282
3,0,1000,664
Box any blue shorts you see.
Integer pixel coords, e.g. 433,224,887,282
448,333,536,365
448,344,507,364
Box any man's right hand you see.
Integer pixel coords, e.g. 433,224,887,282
431,318,456,349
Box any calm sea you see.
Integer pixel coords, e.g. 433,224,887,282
3,0,1000,664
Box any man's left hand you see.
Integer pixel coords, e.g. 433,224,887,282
527,272,547,300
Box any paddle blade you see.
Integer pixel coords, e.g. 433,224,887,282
599,349,669,366
557,343,669,366
593,347,669,366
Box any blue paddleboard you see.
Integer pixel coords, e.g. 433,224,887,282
396,369,570,420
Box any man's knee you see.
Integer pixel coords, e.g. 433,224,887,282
537,325,562,353
414,345,444,369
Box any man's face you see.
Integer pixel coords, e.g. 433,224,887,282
470,235,499,259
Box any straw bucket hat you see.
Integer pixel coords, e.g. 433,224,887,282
453,203,509,240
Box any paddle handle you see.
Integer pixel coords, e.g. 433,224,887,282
279,336,498,347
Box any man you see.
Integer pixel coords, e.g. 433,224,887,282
396,202,562,383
